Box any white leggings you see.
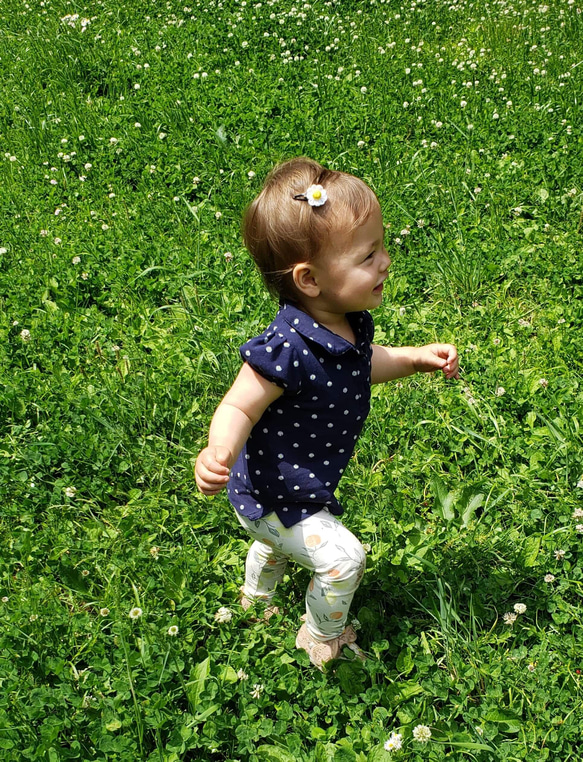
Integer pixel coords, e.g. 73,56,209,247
236,509,366,641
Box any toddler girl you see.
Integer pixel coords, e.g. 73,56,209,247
195,157,458,668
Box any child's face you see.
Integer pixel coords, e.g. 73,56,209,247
315,204,391,314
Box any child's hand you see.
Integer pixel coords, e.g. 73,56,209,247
414,344,459,380
195,446,232,495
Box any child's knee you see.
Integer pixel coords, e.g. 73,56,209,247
324,542,366,586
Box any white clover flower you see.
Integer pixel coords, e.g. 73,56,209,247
573,507,583,517
129,607,143,619
134,122,141,128
72,256,81,265
224,251,233,262
54,237,62,245
100,608,109,616
539,378,548,388
109,137,118,145
305,185,327,207
167,625,179,636
413,724,432,743
20,329,31,342
576,524,583,534
544,574,555,583
493,112,499,119
362,542,372,553
251,683,264,699
514,603,527,614
134,83,140,90
503,612,517,625
493,338,501,345
527,662,536,672
554,549,566,560
496,386,506,396
215,211,222,219
460,99,467,107
247,171,256,178
357,140,366,147
399,306,407,316
237,668,248,680
1,597,8,603
214,606,233,623
384,732,403,751
360,86,367,93
40,230,48,236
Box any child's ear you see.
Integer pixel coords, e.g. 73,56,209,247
292,263,321,297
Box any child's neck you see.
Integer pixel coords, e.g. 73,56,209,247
295,302,355,345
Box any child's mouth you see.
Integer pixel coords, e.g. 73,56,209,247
373,282,384,294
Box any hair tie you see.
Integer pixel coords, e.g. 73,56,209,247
293,184,327,207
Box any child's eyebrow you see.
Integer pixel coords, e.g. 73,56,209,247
361,235,383,252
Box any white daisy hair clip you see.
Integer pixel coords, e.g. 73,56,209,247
293,184,328,207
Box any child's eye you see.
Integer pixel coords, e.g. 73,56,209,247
365,251,374,261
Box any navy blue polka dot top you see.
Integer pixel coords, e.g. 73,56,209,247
227,301,374,528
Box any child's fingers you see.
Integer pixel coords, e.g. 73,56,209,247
195,469,229,495
196,459,230,485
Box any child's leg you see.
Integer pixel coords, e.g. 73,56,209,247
243,539,289,601
235,513,289,601
237,509,366,641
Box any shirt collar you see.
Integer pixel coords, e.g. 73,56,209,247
278,301,367,356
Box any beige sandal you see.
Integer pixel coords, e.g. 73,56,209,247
239,586,281,622
295,622,366,670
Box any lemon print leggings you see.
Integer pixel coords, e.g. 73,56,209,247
236,508,366,642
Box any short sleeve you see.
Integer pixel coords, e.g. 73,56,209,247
240,331,303,394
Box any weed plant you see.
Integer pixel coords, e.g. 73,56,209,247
1,0,582,759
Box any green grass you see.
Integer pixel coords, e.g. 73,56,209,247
1,0,582,759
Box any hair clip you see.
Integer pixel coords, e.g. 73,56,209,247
293,184,328,207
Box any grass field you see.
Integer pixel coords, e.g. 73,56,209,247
1,0,583,759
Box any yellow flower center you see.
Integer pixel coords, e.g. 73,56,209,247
312,190,321,199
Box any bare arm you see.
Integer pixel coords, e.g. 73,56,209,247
195,363,283,495
371,343,459,385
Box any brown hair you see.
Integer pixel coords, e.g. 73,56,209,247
242,157,379,301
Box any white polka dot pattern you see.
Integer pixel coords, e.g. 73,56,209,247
228,301,374,528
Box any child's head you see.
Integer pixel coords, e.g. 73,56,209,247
243,157,380,302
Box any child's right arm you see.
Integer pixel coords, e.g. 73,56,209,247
195,362,284,496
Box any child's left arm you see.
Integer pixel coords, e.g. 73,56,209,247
371,343,459,384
